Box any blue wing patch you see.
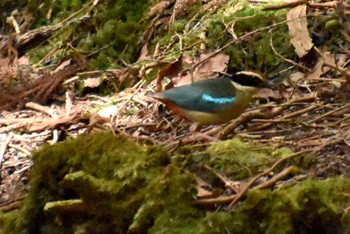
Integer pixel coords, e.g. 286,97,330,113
202,94,235,104
159,77,237,113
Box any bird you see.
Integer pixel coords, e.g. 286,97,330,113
148,71,267,126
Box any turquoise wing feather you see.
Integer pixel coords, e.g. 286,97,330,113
160,77,237,113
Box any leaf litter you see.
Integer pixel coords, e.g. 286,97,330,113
1,0,350,215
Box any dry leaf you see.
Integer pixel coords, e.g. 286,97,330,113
287,5,313,58
97,105,119,119
173,53,229,86
138,43,149,61
195,176,215,199
256,88,283,100
83,77,103,88
53,59,72,72
156,55,183,91
197,186,215,198
174,0,200,18
196,53,229,79
336,54,348,67
146,0,171,18
307,52,334,80
286,71,305,85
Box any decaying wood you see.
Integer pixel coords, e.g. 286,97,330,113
0,57,85,111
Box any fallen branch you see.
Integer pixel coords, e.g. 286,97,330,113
262,0,308,11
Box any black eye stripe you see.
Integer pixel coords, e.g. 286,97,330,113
230,71,267,87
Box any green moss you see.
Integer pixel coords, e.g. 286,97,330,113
5,0,339,88
153,5,294,76
1,134,350,233
221,9,290,72
0,211,17,233
194,138,293,179
27,0,154,69
196,178,350,234
3,132,196,233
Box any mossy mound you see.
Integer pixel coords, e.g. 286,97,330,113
197,177,350,233
199,138,294,179
1,132,197,233
1,132,350,233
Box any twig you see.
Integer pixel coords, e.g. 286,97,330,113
314,47,350,79
252,119,292,123
262,0,308,11
215,95,317,139
248,0,268,3
9,144,31,157
0,133,14,169
203,164,242,194
228,148,315,207
254,166,297,190
65,90,74,116
195,149,315,206
269,29,311,72
330,114,350,127
0,200,22,212
25,102,54,116
308,1,337,8
277,105,318,119
309,103,350,124
191,15,312,72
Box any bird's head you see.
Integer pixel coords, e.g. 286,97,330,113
230,70,268,89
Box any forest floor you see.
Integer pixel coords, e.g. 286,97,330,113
1,64,350,212
1,0,350,213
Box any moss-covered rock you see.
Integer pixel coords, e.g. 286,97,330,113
1,132,196,233
1,132,350,233
202,138,294,179
196,177,350,234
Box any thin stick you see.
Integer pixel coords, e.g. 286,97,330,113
309,103,350,124
203,164,241,194
9,143,31,157
278,105,318,119
228,148,315,207
254,166,297,190
195,149,315,206
262,0,308,11
0,133,14,169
